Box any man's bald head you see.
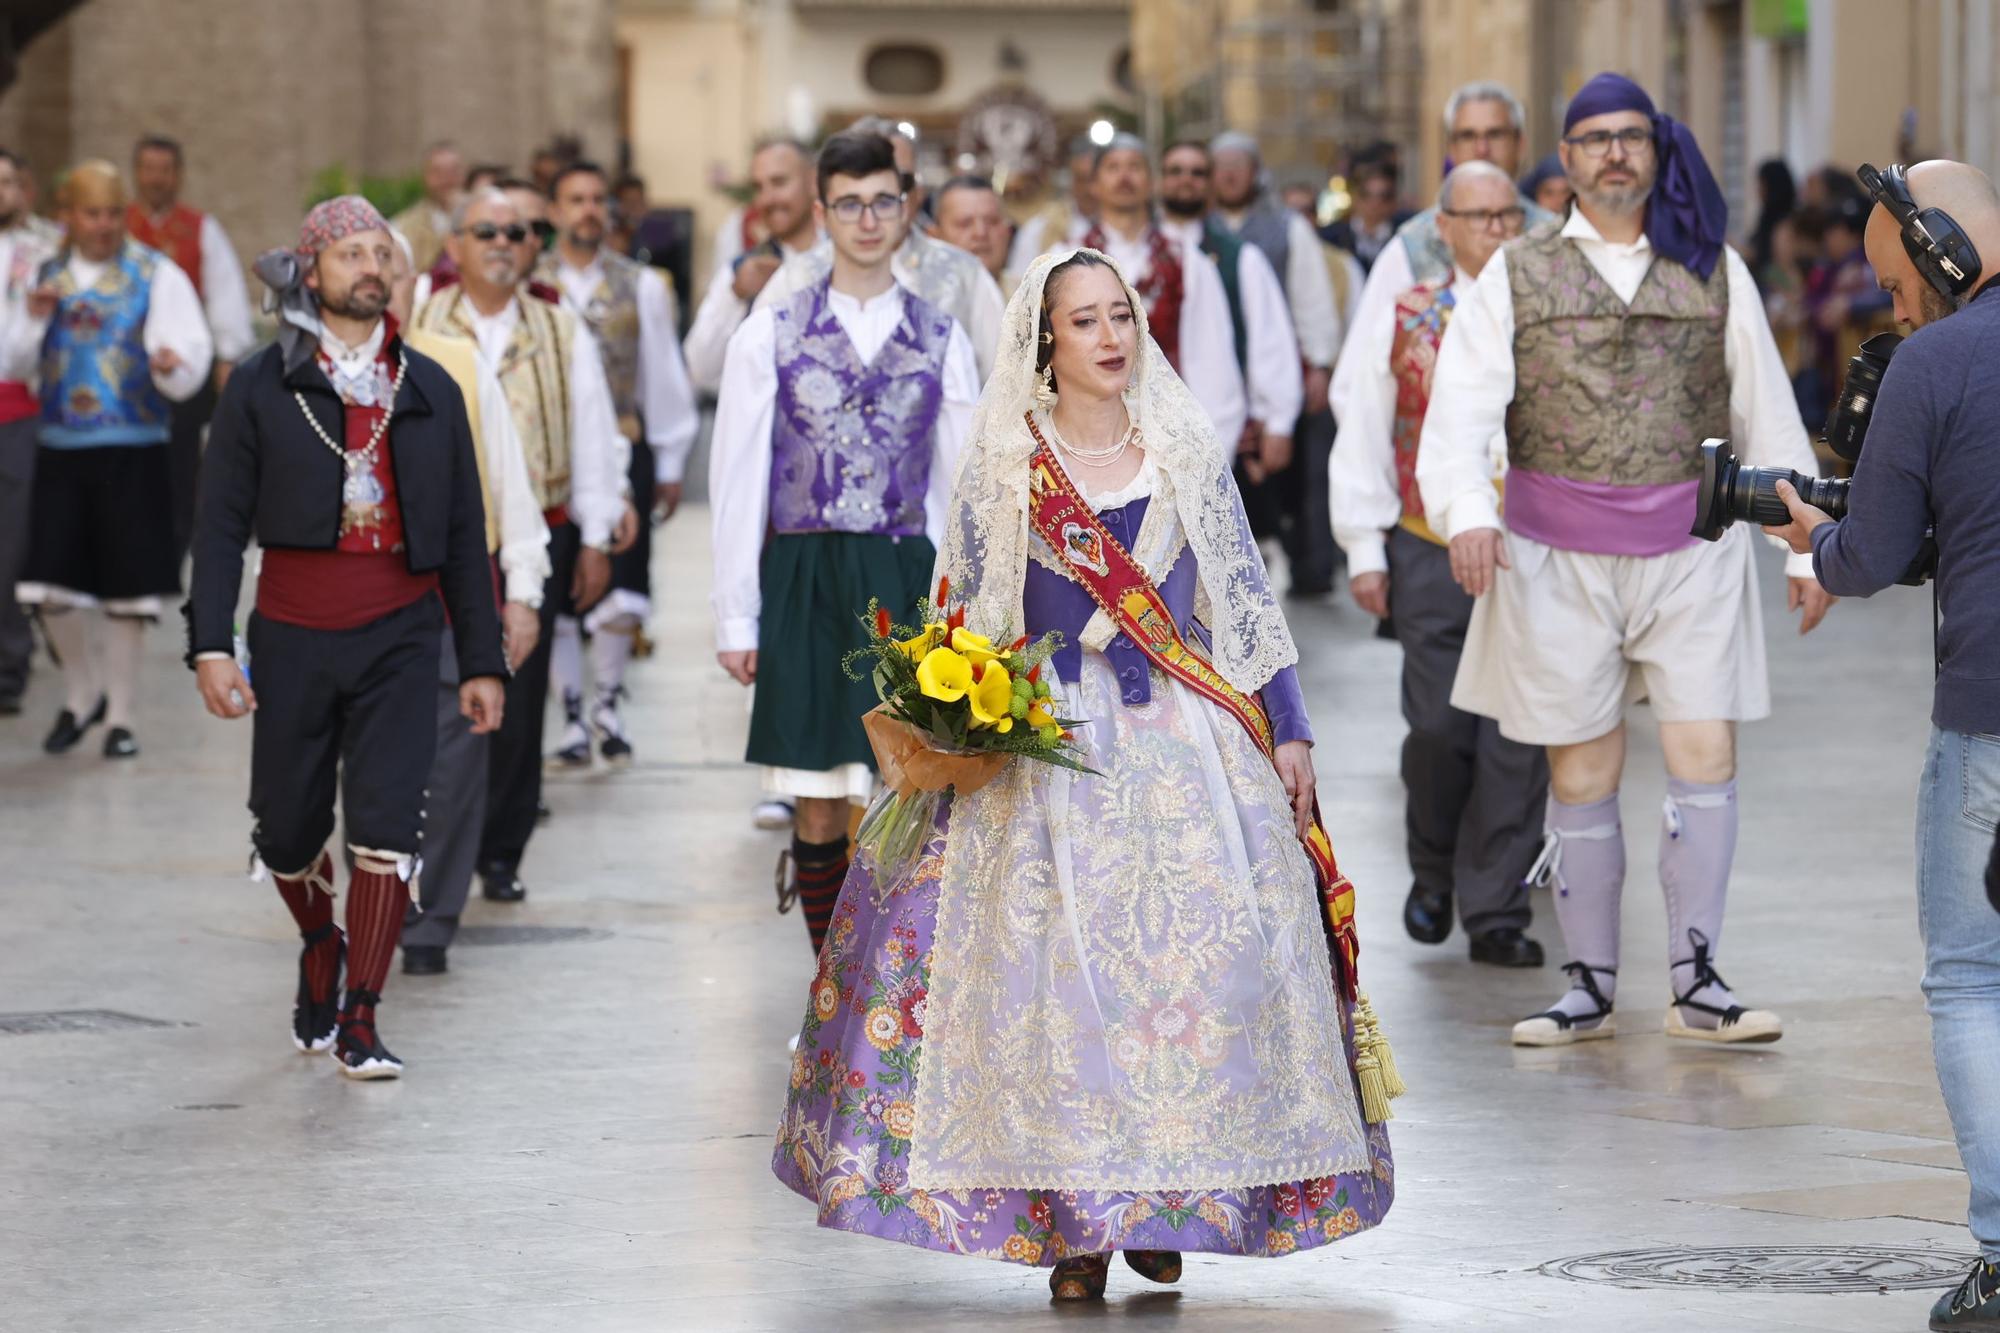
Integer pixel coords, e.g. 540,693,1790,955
1864,159,2000,329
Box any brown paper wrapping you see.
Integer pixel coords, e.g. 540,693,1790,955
863,704,1012,798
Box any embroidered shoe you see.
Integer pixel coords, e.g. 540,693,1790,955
1511,963,1617,1047
592,687,633,768
1123,1250,1182,1284
1050,1253,1109,1301
1663,929,1782,1045
1932,1258,2000,1329
291,924,344,1054
332,994,403,1080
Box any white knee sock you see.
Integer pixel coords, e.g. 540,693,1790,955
591,614,638,703
550,614,584,713
40,609,100,716
99,615,146,729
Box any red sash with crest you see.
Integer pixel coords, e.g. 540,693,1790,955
1024,413,1360,996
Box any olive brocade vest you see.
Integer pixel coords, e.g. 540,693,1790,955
539,249,645,443
1503,226,1730,486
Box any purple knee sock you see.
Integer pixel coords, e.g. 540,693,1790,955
1661,777,1741,1020
1531,792,1624,1019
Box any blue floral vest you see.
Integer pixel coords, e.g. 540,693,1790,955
39,240,172,448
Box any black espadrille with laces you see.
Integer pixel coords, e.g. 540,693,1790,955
331,990,402,1080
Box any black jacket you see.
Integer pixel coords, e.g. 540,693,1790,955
185,329,507,681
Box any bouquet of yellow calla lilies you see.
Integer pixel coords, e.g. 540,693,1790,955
844,578,1095,872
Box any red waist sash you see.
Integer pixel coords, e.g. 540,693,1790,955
1023,413,1360,996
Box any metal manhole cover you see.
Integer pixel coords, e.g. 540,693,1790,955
0,1010,185,1035
1543,1245,1976,1293
455,925,609,946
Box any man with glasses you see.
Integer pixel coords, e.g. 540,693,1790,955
1331,160,1549,969
537,160,699,773
709,130,978,959
412,186,632,910
755,119,1005,382
1418,72,1832,1047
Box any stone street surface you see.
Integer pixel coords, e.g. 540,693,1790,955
0,489,1973,1333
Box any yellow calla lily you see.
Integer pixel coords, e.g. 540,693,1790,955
1025,699,1057,731
898,623,944,661
949,627,1001,665
968,661,1015,732
916,647,974,702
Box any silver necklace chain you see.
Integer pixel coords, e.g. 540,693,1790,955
294,350,409,473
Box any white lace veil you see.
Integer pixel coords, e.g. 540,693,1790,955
933,247,1299,694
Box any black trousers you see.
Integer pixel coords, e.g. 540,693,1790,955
168,379,217,568
0,417,37,696
247,595,443,874
403,630,485,949
1388,527,1548,934
1234,407,1339,593
608,440,656,599
480,520,580,871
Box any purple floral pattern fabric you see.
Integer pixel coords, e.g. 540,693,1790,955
772,803,1395,1266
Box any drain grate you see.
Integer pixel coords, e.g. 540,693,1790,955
455,925,610,947
1543,1245,1976,1293
0,1010,185,1036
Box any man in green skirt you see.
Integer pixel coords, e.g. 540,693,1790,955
709,129,978,956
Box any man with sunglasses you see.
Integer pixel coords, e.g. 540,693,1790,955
538,160,700,772
1418,72,1832,1049
709,129,978,959
412,186,631,910
1331,160,1549,971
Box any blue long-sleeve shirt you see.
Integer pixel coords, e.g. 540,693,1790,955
1811,283,2000,735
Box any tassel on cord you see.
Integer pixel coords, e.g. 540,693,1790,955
1353,992,1406,1124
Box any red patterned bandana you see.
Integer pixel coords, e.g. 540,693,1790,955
1082,223,1184,371
296,195,390,259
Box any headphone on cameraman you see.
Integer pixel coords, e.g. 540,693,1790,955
1859,162,1984,305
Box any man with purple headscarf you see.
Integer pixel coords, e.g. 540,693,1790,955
187,195,507,1080
1417,72,1835,1047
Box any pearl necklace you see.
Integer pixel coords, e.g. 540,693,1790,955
295,350,409,476
1047,416,1140,468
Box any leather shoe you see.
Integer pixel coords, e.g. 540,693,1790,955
1469,927,1546,968
402,945,448,976
1403,884,1453,944
0,693,21,717
43,695,107,753
480,865,527,903
102,726,139,759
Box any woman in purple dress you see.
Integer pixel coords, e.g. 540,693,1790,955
772,248,1395,1300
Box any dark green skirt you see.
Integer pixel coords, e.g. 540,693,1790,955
748,531,936,774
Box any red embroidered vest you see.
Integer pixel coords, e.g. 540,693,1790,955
125,203,204,298
1388,278,1455,536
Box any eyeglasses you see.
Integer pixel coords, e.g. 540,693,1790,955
461,222,529,243
1449,128,1518,149
1442,206,1526,231
827,193,905,224
1562,128,1654,158
529,219,556,245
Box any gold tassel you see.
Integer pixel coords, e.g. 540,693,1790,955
1355,1039,1392,1124
1359,993,1407,1101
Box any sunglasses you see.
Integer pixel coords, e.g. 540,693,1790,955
461,222,529,244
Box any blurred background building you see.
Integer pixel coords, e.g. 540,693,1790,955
4,0,2000,300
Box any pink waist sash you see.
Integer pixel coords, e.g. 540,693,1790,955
1504,470,1700,557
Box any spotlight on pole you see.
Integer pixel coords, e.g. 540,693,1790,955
1089,119,1115,147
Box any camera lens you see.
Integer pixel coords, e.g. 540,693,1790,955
1690,439,1848,541
1825,332,1902,462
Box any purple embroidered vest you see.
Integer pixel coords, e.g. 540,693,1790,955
769,279,950,536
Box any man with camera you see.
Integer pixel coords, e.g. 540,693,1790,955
1765,159,2000,1332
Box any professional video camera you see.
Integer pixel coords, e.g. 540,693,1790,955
1689,332,1936,585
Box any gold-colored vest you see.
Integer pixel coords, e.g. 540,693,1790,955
1504,228,1730,486
400,327,497,553
413,288,574,512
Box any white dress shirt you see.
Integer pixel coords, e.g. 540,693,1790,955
708,282,980,653
462,295,629,549
192,213,254,363
1217,206,1342,367
1330,265,1498,578
683,236,817,395
1094,221,1247,451
0,224,56,388
1415,209,1818,577
553,255,701,484
1160,216,1301,437
2,249,214,402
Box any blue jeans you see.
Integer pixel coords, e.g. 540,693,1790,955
1917,726,2000,1259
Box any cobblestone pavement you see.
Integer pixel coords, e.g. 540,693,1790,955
0,504,1972,1332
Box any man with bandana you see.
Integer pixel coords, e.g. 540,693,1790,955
1419,73,1835,1048
7,160,212,759
186,196,507,1079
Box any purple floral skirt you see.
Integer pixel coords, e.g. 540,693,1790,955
771,801,1395,1266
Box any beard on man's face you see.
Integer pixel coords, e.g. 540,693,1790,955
1160,192,1207,219
1916,284,1954,327
477,250,523,287
323,277,389,321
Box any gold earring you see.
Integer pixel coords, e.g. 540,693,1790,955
1035,364,1058,409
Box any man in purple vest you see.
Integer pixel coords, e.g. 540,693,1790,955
710,129,979,957
1418,73,1836,1047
